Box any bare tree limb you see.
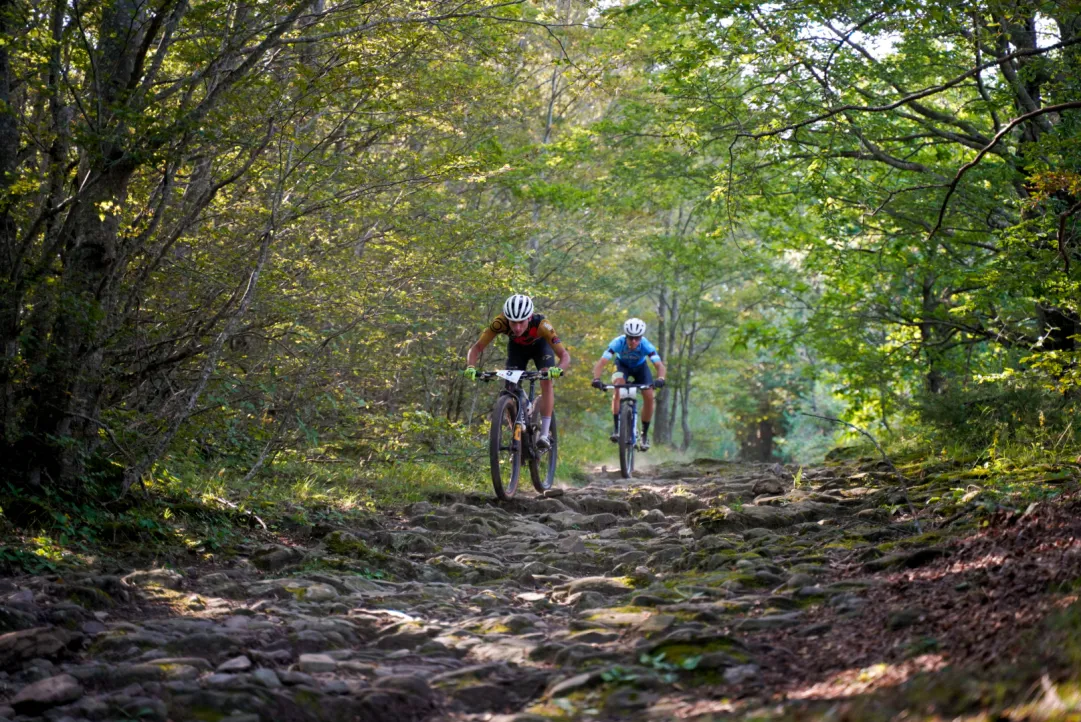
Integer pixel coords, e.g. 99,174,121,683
801,412,921,533
931,100,1081,239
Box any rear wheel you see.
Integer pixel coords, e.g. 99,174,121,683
618,403,635,478
530,412,557,493
490,395,521,500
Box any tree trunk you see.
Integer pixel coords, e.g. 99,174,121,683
919,274,945,394
679,373,692,452
678,315,700,451
740,418,775,462
653,287,671,444
0,0,20,446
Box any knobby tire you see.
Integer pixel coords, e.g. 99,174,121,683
490,395,521,500
619,403,635,478
529,411,557,493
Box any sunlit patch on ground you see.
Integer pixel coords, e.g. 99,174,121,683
783,654,949,701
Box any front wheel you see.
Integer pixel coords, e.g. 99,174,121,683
618,403,635,478
490,395,521,500
529,412,557,493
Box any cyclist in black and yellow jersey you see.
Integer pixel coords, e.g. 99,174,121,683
465,294,571,450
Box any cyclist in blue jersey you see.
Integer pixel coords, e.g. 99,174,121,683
590,318,667,450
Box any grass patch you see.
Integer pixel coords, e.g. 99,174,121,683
0,439,492,573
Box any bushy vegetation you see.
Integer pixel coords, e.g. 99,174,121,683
912,385,1081,454
2,0,1080,567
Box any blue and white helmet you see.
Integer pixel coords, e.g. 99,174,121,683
624,318,646,337
503,294,534,321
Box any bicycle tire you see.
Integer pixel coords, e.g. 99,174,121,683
490,395,521,500
529,411,557,492
619,403,635,478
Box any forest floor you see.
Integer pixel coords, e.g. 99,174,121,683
4,453,1081,721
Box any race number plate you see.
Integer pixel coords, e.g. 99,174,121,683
496,370,524,384
619,387,638,399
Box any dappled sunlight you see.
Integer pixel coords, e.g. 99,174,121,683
783,655,949,701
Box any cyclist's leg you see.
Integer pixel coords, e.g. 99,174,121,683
503,342,530,392
505,342,530,371
628,363,654,420
532,341,556,418
627,364,654,448
532,342,556,447
610,364,629,441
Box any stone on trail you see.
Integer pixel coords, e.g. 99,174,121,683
691,500,841,533
752,478,786,496
246,578,339,602
122,568,185,590
298,652,337,673
450,682,518,713
723,664,761,685
864,547,947,571
470,637,538,664
251,667,283,688
547,510,591,530
558,536,587,554
0,626,83,667
575,496,633,516
565,628,619,644
217,655,253,672
508,520,559,538
249,544,305,571
530,498,570,514
637,613,677,634
659,495,706,514
587,608,653,627
11,673,83,714
734,611,803,631
640,508,667,523
547,670,601,697
566,576,635,596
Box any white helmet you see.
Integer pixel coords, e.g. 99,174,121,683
624,318,646,337
503,294,534,321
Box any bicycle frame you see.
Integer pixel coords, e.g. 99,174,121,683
480,370,550,458
601,383,652,449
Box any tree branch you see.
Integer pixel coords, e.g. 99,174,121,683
801,413,921,533
931,100,1081,239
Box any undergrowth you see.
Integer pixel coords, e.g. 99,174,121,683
0,413,641,573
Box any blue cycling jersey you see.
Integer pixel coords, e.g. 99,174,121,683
602,335,662,368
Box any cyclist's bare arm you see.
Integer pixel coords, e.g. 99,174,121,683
552,341,571,372
591,356,609,379
653,360,667,379
467,330,496,367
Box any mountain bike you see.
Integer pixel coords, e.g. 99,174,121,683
599,383,653,478
475,370,558,500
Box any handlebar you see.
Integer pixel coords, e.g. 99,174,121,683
599,383,653,390
475,370,560,382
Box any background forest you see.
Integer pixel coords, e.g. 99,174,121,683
1,0,1080,532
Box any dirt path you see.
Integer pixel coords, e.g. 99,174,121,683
2,458,1080,721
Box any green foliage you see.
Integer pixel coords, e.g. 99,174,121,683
3,0,1079,513
912,384,1081,452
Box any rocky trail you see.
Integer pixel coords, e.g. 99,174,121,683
4,457,1081,722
